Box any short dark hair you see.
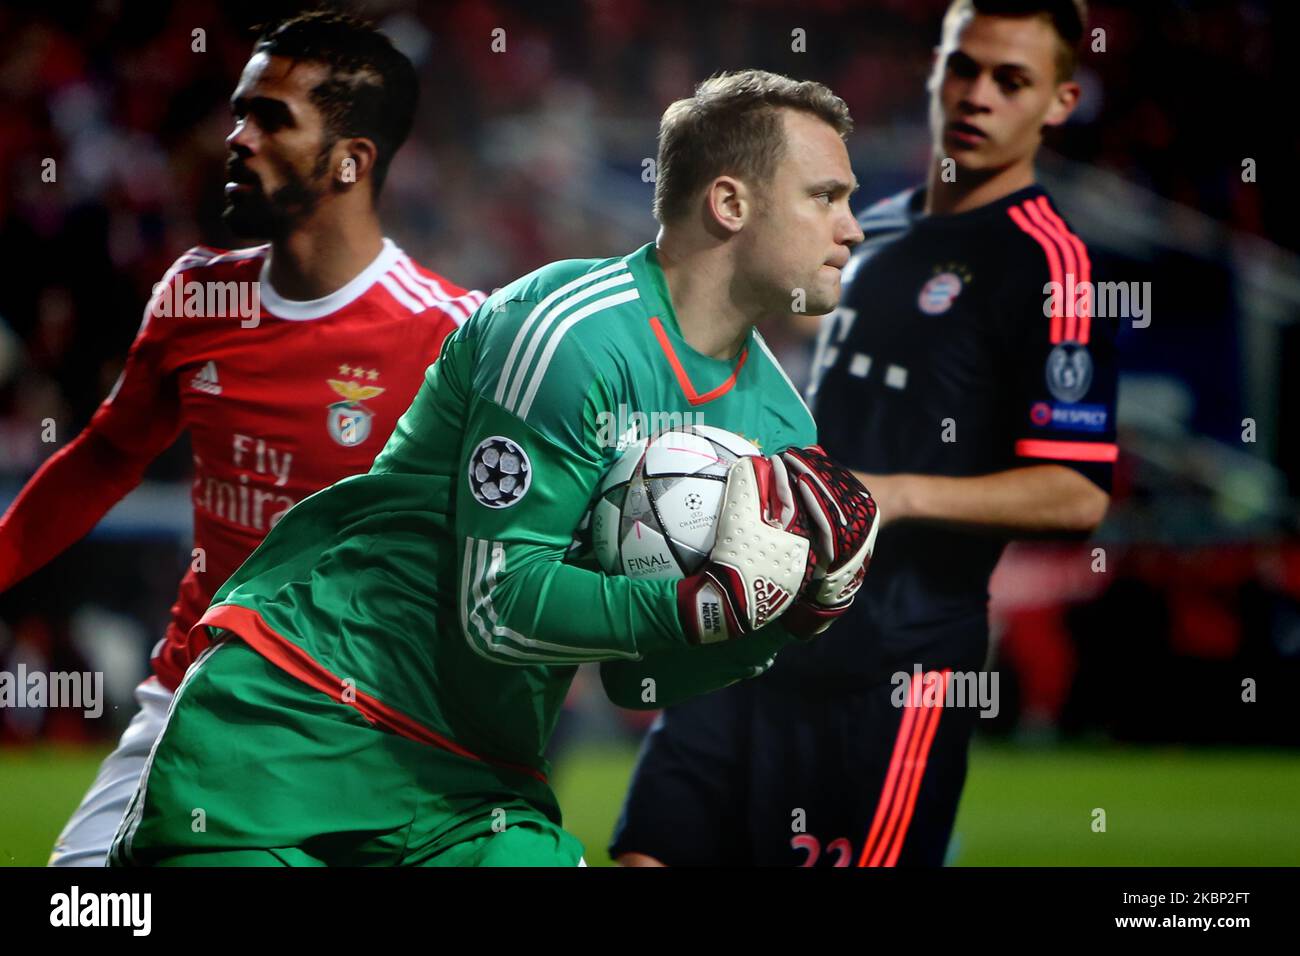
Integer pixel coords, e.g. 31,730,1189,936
943,0,1088,80
253,11,418,197
653,70,853,226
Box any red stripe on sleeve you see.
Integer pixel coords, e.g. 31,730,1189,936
1023,201,1079,342
1007,204,1065,344
1016,439,1119,462
1033,197,1094,344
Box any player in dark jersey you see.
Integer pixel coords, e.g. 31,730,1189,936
612,0,1115,866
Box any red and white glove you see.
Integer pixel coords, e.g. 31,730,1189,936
777,446,879,639
677,454,816,644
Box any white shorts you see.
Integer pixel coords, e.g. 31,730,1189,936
48,676,174,867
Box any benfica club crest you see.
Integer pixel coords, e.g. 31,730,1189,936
326,376,385,447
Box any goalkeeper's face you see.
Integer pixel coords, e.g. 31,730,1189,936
741,110,863,318
222,53,337,239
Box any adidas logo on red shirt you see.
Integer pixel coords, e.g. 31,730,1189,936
190,361,222,395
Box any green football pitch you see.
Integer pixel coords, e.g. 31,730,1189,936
2,742,1297,866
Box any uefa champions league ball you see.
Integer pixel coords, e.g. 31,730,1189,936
590,425,762,581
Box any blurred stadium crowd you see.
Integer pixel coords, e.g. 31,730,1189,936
1,0,1297,747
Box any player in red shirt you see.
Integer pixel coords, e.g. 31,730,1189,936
0,12,482,866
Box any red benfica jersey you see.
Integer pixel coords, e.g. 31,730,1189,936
0,239,483,689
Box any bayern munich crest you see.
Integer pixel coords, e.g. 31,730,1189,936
917,271,964,314
468,436,532,509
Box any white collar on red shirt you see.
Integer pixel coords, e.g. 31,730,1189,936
258,237,403,321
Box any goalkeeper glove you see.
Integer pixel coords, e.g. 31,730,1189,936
676,454,815,644
777,445,879,639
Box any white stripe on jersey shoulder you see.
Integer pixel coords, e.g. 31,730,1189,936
140,246,254,334
170,248,221,271
259,237,403,321
514,285,639,420
390,254,486,326
204,244,270,265
387,260,438,309
504,271,636,415
397,254,455,302
439,289,487,327
378,272,426,314
391,256,469,323
752,329,815,425
493,260,631,407
156,251,213,286
171,244,269,273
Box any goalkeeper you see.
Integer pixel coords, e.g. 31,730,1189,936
109,69,877,867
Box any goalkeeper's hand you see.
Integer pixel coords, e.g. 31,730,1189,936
777,445,879,639
676,454,815,645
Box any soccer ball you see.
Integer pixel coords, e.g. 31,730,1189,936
591,425,761,581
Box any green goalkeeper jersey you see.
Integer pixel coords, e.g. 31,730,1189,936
195,242,817,777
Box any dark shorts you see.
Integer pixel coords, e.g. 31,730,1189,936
609,667,980,866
